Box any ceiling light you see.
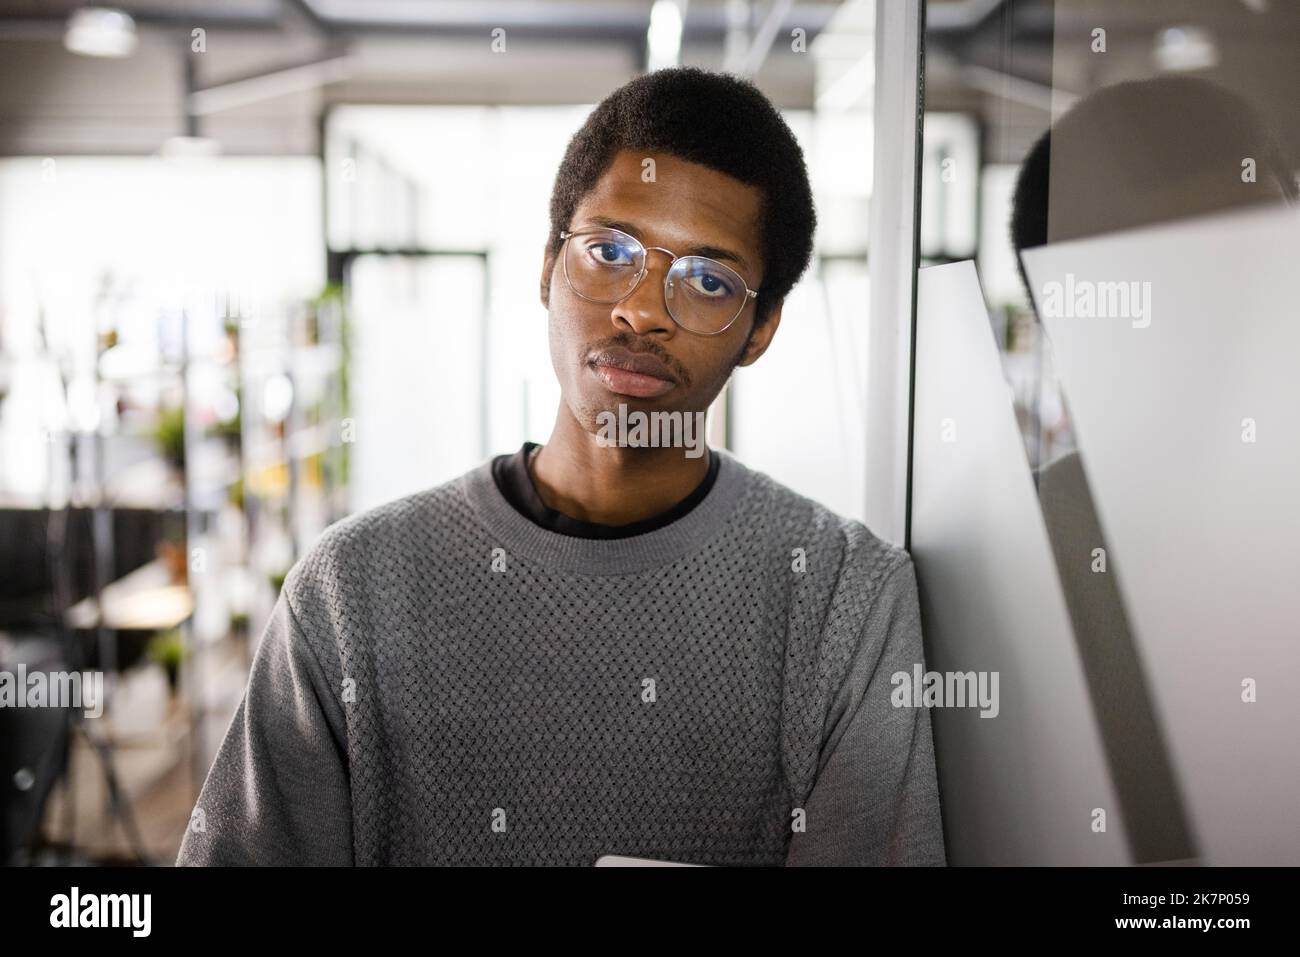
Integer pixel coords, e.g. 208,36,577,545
65,7,138,58
647,1,685,72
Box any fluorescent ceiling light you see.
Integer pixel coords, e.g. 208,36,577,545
647,1,684,72
65,7,137,58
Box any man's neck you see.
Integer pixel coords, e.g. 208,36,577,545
529,406,712,526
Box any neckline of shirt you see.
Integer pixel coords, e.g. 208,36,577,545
458,446,752,576
494,441,721,540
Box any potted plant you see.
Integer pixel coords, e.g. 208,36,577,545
153,404,186,472
269,569,288,596
146,628,186,693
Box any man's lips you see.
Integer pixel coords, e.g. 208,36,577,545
587,346,677,398
592,365,676,398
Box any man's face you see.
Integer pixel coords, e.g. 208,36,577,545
540,148,780,436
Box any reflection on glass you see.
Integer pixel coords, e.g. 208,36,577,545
919,0,1299,864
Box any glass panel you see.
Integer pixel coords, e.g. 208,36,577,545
915,0,1300,864
914,260,1127,864
1023,205,1300,866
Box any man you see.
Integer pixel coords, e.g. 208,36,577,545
177,67,945,866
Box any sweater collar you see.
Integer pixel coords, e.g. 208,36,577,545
459,446,751,576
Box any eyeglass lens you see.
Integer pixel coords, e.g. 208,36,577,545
563,227,750,334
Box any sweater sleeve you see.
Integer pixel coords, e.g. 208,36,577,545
785,557,947,866
175,588,354,866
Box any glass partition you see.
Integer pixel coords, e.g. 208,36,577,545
913,0,1300,865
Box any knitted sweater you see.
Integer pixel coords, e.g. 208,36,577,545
176,449,946,866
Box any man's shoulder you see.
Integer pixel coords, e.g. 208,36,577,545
282,463,484,598
732,454,912,588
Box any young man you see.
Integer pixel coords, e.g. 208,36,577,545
177,67,945,866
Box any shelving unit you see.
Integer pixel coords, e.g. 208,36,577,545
7,280,350,864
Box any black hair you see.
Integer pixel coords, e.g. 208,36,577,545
1010,76,1298,256
547,66,817,328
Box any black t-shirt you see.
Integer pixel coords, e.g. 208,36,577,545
490,441,719,539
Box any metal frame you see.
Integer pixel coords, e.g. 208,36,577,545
865,0,926,547
557,226,758,337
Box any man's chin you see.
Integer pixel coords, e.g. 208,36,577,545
574,395,678,433
564,391,708,456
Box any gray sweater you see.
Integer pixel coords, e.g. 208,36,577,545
176,449,946,866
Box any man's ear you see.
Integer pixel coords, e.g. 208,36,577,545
540,250,556,308
735,299,783,367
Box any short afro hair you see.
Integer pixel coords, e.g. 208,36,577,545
546,66,817,328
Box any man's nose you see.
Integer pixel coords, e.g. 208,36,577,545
610,251,676,337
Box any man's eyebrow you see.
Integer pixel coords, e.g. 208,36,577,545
583,214,752,272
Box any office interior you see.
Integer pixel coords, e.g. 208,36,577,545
1,0,1297,866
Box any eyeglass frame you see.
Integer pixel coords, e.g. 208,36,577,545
557,225,760,336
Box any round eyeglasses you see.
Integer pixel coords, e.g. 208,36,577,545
558,225,759,336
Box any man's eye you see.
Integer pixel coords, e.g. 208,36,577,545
587,242,636,266
685,270,734,298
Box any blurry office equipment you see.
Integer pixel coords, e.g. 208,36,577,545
0,278,346,861
1,635,73,863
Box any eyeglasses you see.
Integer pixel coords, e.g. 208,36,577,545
558,225,759,336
